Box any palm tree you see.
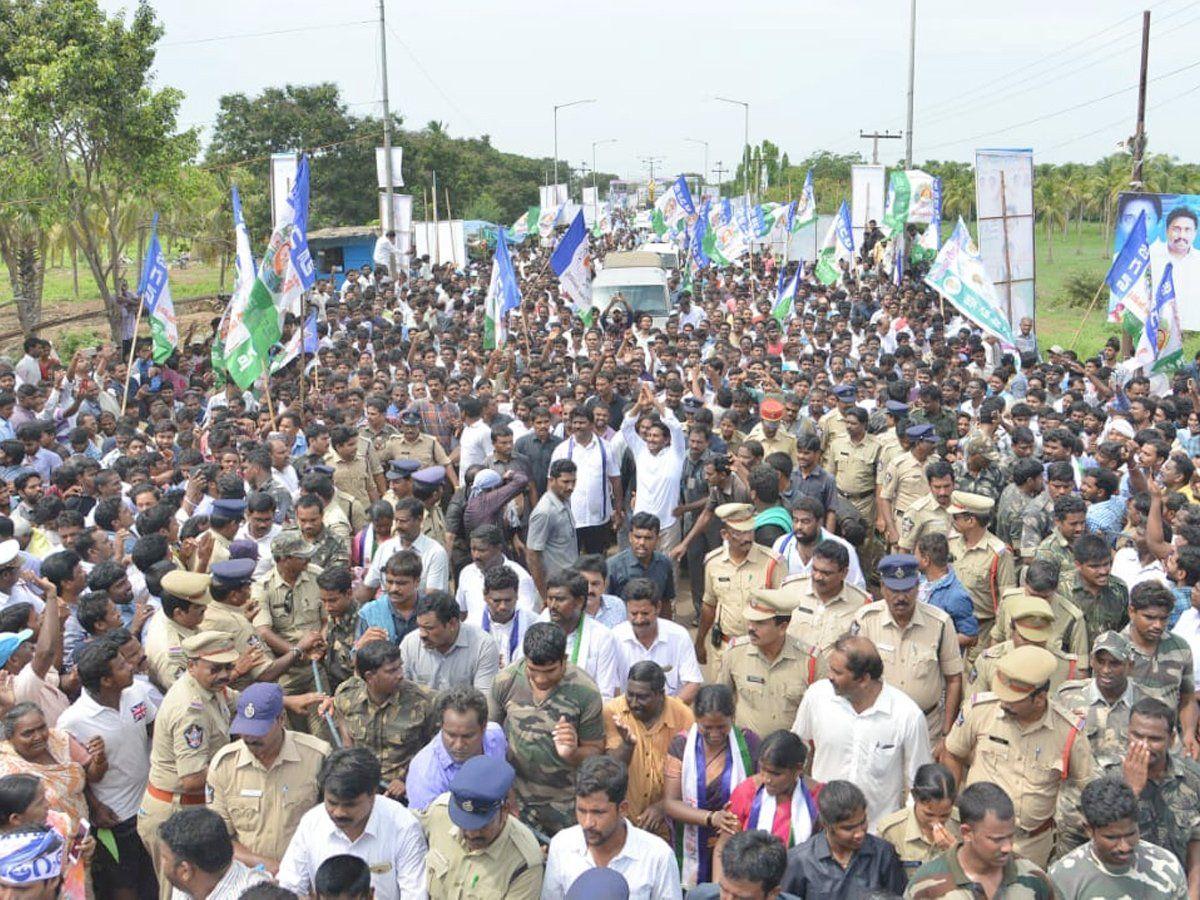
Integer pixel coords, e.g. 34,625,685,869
1036,179,1069,262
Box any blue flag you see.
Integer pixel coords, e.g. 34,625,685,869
484,228,522,349
302,310,319,355
288,156,316,291
550,211,592,310
138,213,178,364
692,201,711,270
1106,210,1150,300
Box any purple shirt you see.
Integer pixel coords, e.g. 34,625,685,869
404,722,508,812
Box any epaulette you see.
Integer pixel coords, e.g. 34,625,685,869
703,546,724,563
968,691,1000,705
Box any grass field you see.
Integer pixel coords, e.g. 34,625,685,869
4,221,1197,359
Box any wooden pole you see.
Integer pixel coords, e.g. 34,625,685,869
444,188,456,268
1068,281,1109,351
119,298,145,416
432,171,441,265
999,171,1015,326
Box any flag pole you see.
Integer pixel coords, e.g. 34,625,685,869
120,299,146,417
1068,281,1109,351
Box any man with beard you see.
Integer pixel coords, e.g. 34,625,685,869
542,756,682,899
422,755,545,899
405,686,508,813
772,496,865,589
538,571,621,701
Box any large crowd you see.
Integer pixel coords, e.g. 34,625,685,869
0,212,1197,900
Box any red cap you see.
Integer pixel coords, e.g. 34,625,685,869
760,399,785,421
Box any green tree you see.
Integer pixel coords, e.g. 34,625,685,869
0,0,196,340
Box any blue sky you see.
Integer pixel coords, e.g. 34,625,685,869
109,0,1200,182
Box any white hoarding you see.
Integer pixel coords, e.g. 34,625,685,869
975,148,1035,326
374,147,405,188
851,164,886,250
269,152,298,231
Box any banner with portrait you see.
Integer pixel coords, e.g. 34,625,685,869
1112,192,1200,331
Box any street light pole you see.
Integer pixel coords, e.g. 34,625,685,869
377,0,396,277
904,0,917,168
714,97,750,199
553,99,596,198
684,138,709,188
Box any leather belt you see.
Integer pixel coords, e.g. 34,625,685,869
839,488,875,500
147,785,206,806
1022,818,1055,838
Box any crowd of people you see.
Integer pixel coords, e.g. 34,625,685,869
0,210,1197,900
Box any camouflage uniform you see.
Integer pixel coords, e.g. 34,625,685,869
322,603,361,692
1121,627,1195,708
994,486,1054,561
1033,529,1074,578
993,588,1089,660
489,662,604,837
364,423,400,459
1048,841,1187,899
308,526,350,571
967,640,1081,695
1068,575,1130,650
904,847,1057,899
952,461,1007,502
1081,755,1200,866
332,675,436,784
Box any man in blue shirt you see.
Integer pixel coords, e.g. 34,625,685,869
404,685,507,812
1082,467,1125,547
916,531,979,650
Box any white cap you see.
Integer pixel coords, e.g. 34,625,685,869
0,540,19,567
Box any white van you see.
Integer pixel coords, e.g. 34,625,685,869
635,242,680,270
592,252,671,327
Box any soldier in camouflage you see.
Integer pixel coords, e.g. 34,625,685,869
908,385,958,453
1065,534,1130,651
489,622,605,838
952,435,1007,502
1033,495,1087,579
1049,776,1188,899
993,459,1054,566
295,494,351,571
905,781,1058,899
1059,697,1200,876
316,565,360,693
330,638,436,797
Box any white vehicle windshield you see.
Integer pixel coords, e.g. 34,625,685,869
594,284,670,315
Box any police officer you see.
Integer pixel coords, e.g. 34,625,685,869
878,423,938,546
874,400,908,471
203,558,271,687
144,569,213,692
391,409,454,469
826,407,881,525
946,490,1016,652
853,554,963,745
251,531,327,733
992,558,1089,660
384,458,422,506
897,460,954,553
969,594,1083,694
194,498,245,572
944,644,1094,867
694,503,784,676
717,590,812,738
423,755,545,900
139,631,239,899
745,399,798,463
781,539,869,676
818,384,856,457
415,466,449,546
206,682,331,874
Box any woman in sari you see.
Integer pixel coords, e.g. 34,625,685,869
662,684,760,888
0,703,106,899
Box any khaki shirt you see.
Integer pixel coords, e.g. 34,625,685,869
207,731,330,861
423,504,447,546
702,543,785,639
876,431,901,475
818,409,848,454
385,432,450,468
326,440,381,508
324,501,354,545
993,588,1090,661
251,565,324,646
149,671,235,792
202,600,273,686
944,693,1094,832
879,451,930,524
423,796,544,900
876,805,961,875
898,494,951,553
143,610,197,693
852,601,962,713
827,433,881,497
967,640,1081,694
745,423,798,463
784,576,870,672
197,529,231,573
717,636,814,738
946,531,1016,624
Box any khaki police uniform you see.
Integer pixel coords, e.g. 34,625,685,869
701,533,784,675
879,450,930,537
326,439,382,508
853,600,963,742
424,796,545,900
944,645,1094,868
897,494,952,553
876,805,961,877
143,611,198,694
198,528,232,572
745,422,798,463
947,530,1015,651
202,600,273,687
827,433,881,523
207,730,330,863
993,588,1090,661
968,640,1080,696
324,499,354,545
386,431,451,468
876,429,902,473
818,408,848,455
717,591,812,737
783,575,871,676
138,632,238,899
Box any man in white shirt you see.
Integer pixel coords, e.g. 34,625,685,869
278,747,427,900
542,755,682,900
620,382,687,561
610,578,702,702
455,397,492,484
791,634,931,829
58,633,159,898
551,406,623,554
772,499,866,590
538,571,622,701
477,564,536,669
363,497,449,593
455,524,539,622
373,229,399,273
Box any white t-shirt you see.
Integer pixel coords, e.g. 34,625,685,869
458,420,493,483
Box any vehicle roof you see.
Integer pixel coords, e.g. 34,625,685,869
593,267,669,286
602,251,663,269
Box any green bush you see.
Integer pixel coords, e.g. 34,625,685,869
1057,271,1109,309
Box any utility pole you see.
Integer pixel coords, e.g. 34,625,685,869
639,156,663,203
714,97,750,198
859,130,903,165
378,0,396,277
1131,9,1151,188
713,162,727,195
904,0,917,168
